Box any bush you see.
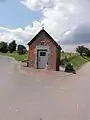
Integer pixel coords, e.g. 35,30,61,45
65,63,75,73
17,45,26,55
60,56,69,66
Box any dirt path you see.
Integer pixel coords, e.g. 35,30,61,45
0,56,90,120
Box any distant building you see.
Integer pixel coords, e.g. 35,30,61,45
27,28,61,71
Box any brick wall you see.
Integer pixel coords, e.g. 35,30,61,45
28,32,60,71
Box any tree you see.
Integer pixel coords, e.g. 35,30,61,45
8,40,16,53
17,45,26,55
76,45,86,56
83,48,90,57
0,42,8,53
76,45,90,57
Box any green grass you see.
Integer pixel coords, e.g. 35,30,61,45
69,55,89,69
61,52,78,59
0,52,28,61
61,52,90,70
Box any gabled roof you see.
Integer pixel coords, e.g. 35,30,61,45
28,29,61,50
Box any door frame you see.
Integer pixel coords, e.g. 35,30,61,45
37,49,48,69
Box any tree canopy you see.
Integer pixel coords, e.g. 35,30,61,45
76,45,90,57
8,40,16,53
17,45,26,55
0,42,8,53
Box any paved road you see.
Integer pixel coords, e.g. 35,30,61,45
0,56,90,120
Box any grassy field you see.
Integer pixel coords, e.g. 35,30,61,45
69,55,89,69
61,52,90,69
0,52,28,61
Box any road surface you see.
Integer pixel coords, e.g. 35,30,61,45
0,55,90,120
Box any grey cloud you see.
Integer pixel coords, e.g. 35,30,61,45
60,23,90,45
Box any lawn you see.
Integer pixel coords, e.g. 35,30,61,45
61,52,90,70
70,55,89,69
0,52,28,61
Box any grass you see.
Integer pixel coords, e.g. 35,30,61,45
69,55,89,69
61,52,76,59
61,52,90,70
0,52,28,61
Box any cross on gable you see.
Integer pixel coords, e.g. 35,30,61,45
41,23,45,29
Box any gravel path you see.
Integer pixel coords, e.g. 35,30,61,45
0,56,90,120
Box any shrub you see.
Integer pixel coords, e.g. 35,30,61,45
65,63,75,73
60,55,69,65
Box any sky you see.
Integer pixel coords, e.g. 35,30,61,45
0,0,90,51
0,0,42,28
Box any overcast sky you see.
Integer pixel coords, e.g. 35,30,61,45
0,0,90,51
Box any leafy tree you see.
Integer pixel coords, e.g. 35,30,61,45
76,45,86,56
83,48,90,57
8,40,16,53
76,45,90,57
0,42,8,53
17,45,26,55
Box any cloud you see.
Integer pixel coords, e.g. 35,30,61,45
21,0,54,10
0,21,42,45
61,43,90,52
61,23,90,44
0,0,90,52
20,0,90,44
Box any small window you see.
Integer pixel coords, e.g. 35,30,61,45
41,41,45,45
40,52,46,56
